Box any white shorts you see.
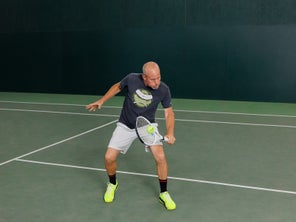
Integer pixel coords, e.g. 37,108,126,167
108,122,163,154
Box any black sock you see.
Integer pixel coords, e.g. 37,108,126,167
109,174,117,185
159,179,167,193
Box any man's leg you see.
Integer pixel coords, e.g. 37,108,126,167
103,147,120,203
103,122,137,203
105,147,120,176
150,145,176,210
150,145,168,181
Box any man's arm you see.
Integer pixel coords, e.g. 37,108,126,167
163,107,176,145
86,82,121,111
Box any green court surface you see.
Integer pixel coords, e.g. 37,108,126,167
1,92,296,222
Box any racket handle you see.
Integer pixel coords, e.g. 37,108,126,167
163,136,169,142
145,145,151,152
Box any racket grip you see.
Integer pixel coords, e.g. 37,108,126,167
163,136,169,142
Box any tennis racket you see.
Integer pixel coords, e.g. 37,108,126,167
135,116,168,146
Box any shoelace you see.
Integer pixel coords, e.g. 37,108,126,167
106,183,115,194
162,192,172,201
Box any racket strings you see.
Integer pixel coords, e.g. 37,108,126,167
137,125,156,145
136,117,157,145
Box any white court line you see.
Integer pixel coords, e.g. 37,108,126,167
0,108,118,118
0,100,121,109
15,158,296,196
1,108,296,129
0,120,118,166
174,109,296,118
0,100,86,107
174,118,296,129
1,100,296,118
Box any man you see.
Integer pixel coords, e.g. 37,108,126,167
86,61,176,210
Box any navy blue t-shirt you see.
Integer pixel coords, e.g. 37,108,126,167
118,73,172,129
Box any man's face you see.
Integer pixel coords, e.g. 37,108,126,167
143,71,161,90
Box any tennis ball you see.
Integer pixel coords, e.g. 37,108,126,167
146,126,155,134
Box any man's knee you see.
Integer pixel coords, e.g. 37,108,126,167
156,153,166,163
152,148,167,164
105,148,119,164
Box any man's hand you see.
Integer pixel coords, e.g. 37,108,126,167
86,101,103,111
165,134,176,145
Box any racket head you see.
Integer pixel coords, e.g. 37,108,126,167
135,116,160,146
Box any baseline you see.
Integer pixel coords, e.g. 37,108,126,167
15,158,296,196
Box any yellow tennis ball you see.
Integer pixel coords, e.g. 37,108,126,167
146,126,155,134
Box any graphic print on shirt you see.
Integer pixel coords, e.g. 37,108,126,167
133,89,153,108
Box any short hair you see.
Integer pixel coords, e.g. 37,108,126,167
142,61,160,75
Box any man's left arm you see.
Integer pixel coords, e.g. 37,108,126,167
164,107,176,145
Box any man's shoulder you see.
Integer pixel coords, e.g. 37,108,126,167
121,73,142,82
159,81,170,91
126,73,143,84
120,73,143,88
126,73,142,79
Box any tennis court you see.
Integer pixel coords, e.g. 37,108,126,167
1,92,296,222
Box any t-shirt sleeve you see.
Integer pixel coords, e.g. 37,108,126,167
161,87,172,108
119,74,130,89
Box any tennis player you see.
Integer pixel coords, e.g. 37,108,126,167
86,61,176,210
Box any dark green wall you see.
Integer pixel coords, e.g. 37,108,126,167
1,0,296,102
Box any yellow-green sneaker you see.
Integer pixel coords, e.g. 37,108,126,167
104,181,118,203
159,191,176,210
